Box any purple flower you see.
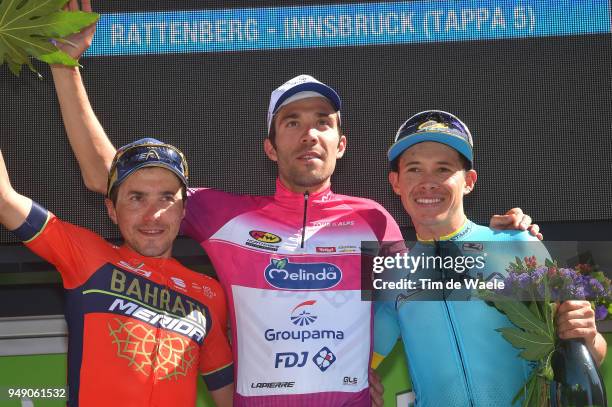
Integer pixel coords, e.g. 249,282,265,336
517,273,531,290
571,286,586,300
595,305,608,321
497,261,611,308
588,278,605,299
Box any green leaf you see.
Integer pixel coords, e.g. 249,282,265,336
541,352,554,381
545,258,555,268
514,256,524,271
540,276,556,339
519,345,554,362
0,0,99,76
497,327,554,361
512,371,534,406
37,48,79,66
521,371,538,407
487,294,550,337
277,258,287,269
529,301,542,321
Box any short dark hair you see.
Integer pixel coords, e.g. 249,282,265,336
390,149,471,172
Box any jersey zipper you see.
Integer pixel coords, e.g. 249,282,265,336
437,240,475,407
443,300,475,407
300,191,309,249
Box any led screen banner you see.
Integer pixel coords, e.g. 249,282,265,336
0,0,611,245
90,0,609,54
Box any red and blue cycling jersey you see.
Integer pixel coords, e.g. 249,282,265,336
15,202,233,407
182,179,403,406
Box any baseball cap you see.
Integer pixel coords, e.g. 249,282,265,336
388,110,474,168
107,138,189,196
267,74,342,134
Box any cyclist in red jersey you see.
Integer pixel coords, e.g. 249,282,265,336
0,140,234,407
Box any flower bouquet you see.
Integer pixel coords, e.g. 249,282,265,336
479,256,611,407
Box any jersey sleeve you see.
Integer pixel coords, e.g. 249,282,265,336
15,201,109,289
494,229,552,265
376,204,406,258
372,300,401,369
182,187,259,244
198,276,234,390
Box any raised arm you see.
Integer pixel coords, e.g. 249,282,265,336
0,151,33,231
50,0,115,194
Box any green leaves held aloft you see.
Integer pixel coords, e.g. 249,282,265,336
0,0,99,76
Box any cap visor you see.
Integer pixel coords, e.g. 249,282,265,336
273,82,341,114
387,132,473,164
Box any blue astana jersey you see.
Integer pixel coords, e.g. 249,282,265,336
374,220,550,407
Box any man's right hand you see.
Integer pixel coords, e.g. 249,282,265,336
53,0,96,63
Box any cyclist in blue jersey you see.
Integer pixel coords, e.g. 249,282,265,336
373,110,607,406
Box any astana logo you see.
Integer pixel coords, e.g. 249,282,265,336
108,318,197,380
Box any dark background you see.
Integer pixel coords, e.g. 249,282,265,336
1,1,611,315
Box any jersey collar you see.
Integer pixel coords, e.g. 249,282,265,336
417,217,473,242
274,178,336,209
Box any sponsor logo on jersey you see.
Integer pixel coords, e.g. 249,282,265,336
201,285,217,299
250,381,295,388
245,230,282,252
108,298,207,343
343,376,358,385
170,276,187,290
249,230,282,244
316,246,336,253
275,351,308,368
264,327,344,342
118,260,152,277
290,300,317,326
312,220,355,228
338,245,359,253
450,222,473,241
108,268,208,328
264,258,342,290
312,347,336,372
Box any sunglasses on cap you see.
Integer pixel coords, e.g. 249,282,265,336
388,110,474,167
394,111,472,144
107,140,189,196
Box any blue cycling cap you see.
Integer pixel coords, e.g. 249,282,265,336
388,110,473,169
267,75,341,134
107,138,188,196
